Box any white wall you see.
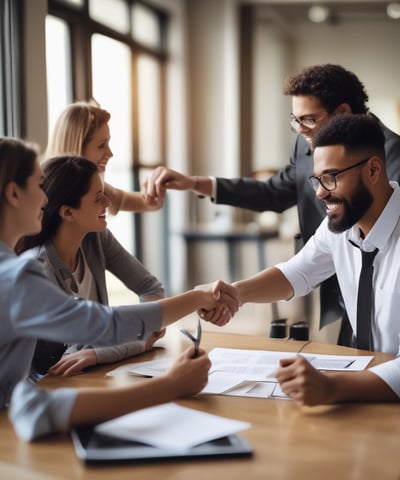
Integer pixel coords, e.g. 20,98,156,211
293,20,400,133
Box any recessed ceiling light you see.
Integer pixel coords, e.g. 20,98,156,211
308,5,330,23
387,2,400,19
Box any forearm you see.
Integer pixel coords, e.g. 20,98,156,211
159,290,207,327
190,176,213,197
326,371,399,403
233,267,293,304
105,183,146,214
69,376,176,426
94,341,146,364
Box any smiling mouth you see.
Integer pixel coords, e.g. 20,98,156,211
98,161,108,170
325,200,342,214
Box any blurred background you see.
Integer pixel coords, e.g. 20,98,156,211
2,0,399,341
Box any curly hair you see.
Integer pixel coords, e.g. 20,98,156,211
283,64,369,114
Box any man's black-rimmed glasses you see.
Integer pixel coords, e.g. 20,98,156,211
309,156,371,192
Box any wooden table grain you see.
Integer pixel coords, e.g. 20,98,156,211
1,329,399,480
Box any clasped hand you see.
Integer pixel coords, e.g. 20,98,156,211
195,280,241,326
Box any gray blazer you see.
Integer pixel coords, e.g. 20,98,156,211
26,229,164,371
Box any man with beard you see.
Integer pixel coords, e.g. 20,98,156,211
207,114,399,358
143,65,400,345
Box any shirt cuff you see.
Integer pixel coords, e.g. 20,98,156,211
369,358,400,398
210,176,216,202
9,380,77,441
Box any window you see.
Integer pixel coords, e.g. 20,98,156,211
132,2,161,49
46,0,168,267
45,15,72,134
92,33,133,249
89,0,130,33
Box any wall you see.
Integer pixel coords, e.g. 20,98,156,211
22,0,48,148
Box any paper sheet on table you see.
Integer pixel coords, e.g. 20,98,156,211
127,358,174,377
201,348,373,399
95,403,250,451
208,347,373,373
108,348,373,400
106,358,174,377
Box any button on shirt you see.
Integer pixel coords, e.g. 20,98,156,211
277,182,400,396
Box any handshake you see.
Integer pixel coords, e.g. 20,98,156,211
194,280,242,327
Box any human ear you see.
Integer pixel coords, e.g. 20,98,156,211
366,156,382,184
4,182,20,207
58,205,75,222
334,103,352,115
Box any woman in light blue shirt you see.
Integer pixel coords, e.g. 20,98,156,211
17,156,166,377
0,137,237,440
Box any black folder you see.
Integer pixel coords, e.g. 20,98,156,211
71,424,253,465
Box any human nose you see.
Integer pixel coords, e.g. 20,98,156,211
107,145,113,158
102,193,111,208
315,181,329,199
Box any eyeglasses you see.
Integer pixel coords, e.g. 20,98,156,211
309,157,371,192
290,113,324,132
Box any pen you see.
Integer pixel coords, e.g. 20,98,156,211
180,318,202,358
296,340,311,356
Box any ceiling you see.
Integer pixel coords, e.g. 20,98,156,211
254,2,398,24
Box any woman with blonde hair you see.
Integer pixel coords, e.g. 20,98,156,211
46,101,163,214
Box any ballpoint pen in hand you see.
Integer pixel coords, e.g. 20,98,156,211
180,318,202,358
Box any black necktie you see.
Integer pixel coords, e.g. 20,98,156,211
356,248,378,350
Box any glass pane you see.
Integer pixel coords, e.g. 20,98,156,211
137,55,161,165
45,15,73,138
131,3,160,49
89,0,129,34
92,33,133,251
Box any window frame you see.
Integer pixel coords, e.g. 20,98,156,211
0,0,24,137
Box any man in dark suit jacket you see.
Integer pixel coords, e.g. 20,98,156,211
144,64,400,344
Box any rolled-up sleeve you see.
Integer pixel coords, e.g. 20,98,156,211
369,358,400,398
276,222,336,299
9,381,77,441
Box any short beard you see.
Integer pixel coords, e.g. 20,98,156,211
327,180,373,234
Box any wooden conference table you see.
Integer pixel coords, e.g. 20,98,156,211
1,329,399,480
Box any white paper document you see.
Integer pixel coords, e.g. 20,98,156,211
115,347,373,400
203,347,373,399
95,403,250,451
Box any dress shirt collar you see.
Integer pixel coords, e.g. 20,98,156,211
348,181,400,251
